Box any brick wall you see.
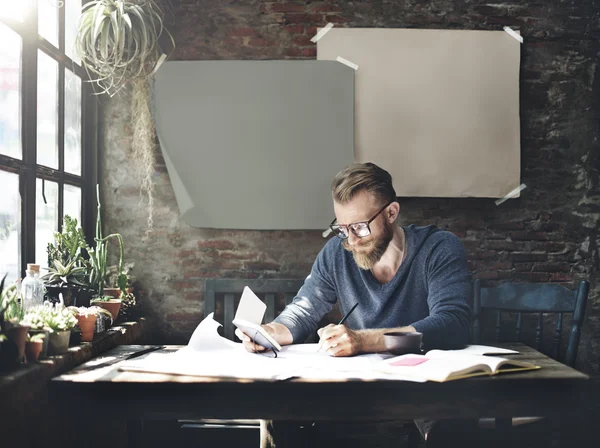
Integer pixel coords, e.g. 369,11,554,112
100,1,600,375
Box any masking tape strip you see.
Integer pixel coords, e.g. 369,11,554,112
336,56,358,70
495,184,527,206
322,228,332,238
150,53,167,76
503,26,523,43
311,23,334,43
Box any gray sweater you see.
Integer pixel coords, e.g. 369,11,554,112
274,224,472,350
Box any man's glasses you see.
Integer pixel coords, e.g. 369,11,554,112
329,201,394,240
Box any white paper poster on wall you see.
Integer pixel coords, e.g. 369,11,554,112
317,28,521,198
153,61,355,229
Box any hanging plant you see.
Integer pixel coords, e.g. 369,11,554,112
76,0,175,230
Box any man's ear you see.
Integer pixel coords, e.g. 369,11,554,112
388,201,400,221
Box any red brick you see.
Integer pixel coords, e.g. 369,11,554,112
510,252,548,262
492,261,513,270
514,263,534,272
248,37,276,47
492,221,525,230
292,35,315,46
529,242,569,253
284,25,305,34
510,231,550,241
197,240,236,250
476,271,499,280
550,273,574,282
270,3,307,13
245,261,281,271
305,26,318,36
532,263,570,273
183,270,221,279
284,13,323,24
325,15,348,23
230,27,258,37
513,272,550,282
284,47,316,57
470,250,500,260
312,4,342,13
220,251,259,260
486,240,523,251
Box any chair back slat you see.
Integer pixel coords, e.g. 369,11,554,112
566,280,590,367
473,280,590,368
285,293,295,306
553,313,563,360
480,283,576,312
203,279,305,341
265,294,276,323
515,312,522,342
495,311,501,342
224,294,235,340
535,313,543,351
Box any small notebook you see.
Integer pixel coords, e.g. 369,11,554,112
232,286,281,352
378,350,540,382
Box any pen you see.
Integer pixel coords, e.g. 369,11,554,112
338,301,359,325
317,302,359,353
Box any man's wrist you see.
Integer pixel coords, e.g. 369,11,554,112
264,322,293,346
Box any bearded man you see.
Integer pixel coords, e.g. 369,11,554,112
237,162,474,447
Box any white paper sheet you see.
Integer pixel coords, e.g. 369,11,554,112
119,314,424,382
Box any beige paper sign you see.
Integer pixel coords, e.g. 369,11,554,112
318,28,521,198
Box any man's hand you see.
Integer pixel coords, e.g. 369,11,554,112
235,322,293,353
317,324,364,357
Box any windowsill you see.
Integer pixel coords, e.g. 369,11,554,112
0,318,153,419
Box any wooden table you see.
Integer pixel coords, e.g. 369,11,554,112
51,343,589,423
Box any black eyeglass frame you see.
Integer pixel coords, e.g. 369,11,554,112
329,200,395,240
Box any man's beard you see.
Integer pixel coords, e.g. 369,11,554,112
342,221,394,270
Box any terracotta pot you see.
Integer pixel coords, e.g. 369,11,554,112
29,329,50,359
77,314,97,342
102,287,133,300
48,330,71,355
5,325,31,364
93,300,121,321
25,340,43,362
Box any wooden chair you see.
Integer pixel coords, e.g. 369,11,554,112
472,278,590,447
179,278,305,444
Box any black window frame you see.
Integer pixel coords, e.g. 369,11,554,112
0,0,98,279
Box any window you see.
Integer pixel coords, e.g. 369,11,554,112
0,0,97,284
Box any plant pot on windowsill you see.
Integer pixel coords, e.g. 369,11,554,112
5,324,30,365
29,329,50,359
48,330,71,355
91,297,122,322
25,339,44,363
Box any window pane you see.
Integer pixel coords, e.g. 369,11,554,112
0,22,21,159
65,68,81,175
38,0,59,47
63,183,81,224
65,0,82,64
37,51,58,169
35,178,58,269
0,170,21,283
0,0,25,22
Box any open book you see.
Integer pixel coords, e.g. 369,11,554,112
378,350,540,382
232,286,281,352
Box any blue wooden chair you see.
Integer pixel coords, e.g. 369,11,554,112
472,278,590,447
178,278,306,446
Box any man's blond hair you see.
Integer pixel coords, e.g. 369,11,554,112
331,162,396,205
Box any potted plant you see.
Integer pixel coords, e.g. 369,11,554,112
0,279,30,367
43,215,93,306
104,261,135,299
68,306,113,342
76,0,175,230
89,185,127,320
43,303,78,355
22,305,52,359
25,333,46,363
